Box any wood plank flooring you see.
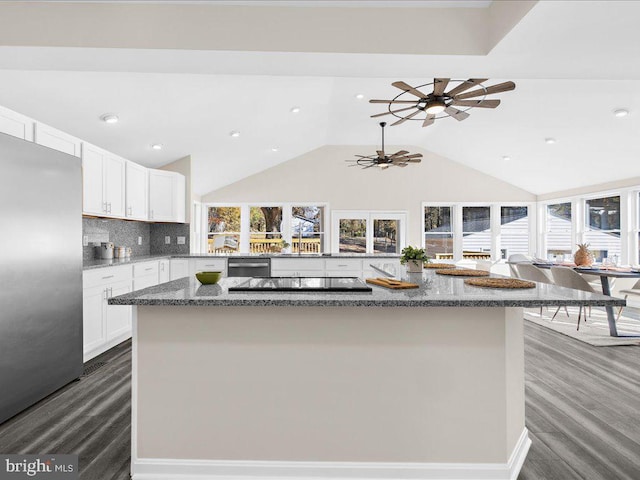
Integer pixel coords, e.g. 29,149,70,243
0,322,639,480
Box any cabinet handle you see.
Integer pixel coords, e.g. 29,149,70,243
108,203,112,213
145,267,153,271
103,202,107,213
127,206,132,215
101,275,115,280
160,263,165,271
337,264,348,267
150,209,154,220
103,288,108,300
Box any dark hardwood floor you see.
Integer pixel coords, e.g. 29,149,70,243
1,322,639,480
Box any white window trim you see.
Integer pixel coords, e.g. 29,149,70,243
331,210,407,254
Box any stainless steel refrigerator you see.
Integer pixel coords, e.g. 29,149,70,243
0,132,83,424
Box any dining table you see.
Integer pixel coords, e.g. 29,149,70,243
533,263,640,337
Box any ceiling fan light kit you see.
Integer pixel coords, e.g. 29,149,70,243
346,122,423,170
369,78,516,127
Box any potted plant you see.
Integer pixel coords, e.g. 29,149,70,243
281,241,291,254
400,246,430,273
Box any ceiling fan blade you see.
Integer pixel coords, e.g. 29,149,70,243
450,99,501,109
397,163,408,167
432,78,450,96
369,99,419,104
402,153,423,158
371,106,417,118
392,81,429,99
389,150,409,158
445,106,470,121
444,78,488,97
390,109,422,126
454,81,516,100
406,158,422,163
363,163,377,170
422,114,435,127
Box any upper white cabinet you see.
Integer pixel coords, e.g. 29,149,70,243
149,169,186,223
82,143,126,218
125,161,148,221
0,105,34,141
34,122,82,157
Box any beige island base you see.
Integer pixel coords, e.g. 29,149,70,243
130,304,529,480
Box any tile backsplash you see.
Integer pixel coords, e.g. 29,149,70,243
82,217,191,261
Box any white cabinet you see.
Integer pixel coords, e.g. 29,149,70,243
193,258,227,276
82,143,126,218
126,161,148,220
0,105,34,141
271,257,324,277
170,259,190,280
133,261,160,290
34,122,81,157
82,265,133,362
149,169,186,223
159,259,170,284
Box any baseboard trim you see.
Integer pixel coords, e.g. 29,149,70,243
132,428,530,480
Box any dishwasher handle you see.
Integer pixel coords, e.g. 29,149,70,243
229,262,270,268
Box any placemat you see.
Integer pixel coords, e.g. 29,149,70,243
424,263,457,269
435,269,490,277
464,278,536,288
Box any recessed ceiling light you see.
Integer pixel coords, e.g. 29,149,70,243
502,155,511,161
151,144,163,150
355,94,365,100
271,147,279,152
545,137,557,144
613,108,629,117
229,130,240,137
100,114,119,124
290,106,301,114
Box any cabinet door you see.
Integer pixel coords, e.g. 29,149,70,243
175,173,186,223
82,285,106,357
82,144,105,216
170,259,189,280
105,281,132,341
103,155,126,218
126,161,148,220
34,122,81,157
148,170,175,221
0,105,34,141
158,259,171,283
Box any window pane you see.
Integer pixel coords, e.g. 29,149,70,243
424,206,451,232
584,196,621,262
250,206,283,254
339,219,367,253
500,206,529,259
207,207,241,253
424,234,454,258
292,206,324,253
373,219,399,253
462,207,491,257
546,202,572,258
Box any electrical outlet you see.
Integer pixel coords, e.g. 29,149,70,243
83,235,89,247
177,236,186,245
165,236,171,244
138,236,142,245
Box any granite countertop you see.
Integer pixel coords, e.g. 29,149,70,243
108,271,625,308
84,252,401,270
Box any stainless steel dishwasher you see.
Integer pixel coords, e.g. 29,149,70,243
227,257,271,277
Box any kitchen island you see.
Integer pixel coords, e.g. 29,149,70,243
110,272,623,480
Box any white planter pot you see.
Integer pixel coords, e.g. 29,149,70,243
406,260,423,273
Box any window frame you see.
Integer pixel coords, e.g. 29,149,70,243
331,210,407,254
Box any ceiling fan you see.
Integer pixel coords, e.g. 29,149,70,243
370,78,516,127
345,122,422,170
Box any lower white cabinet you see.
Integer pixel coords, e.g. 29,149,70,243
170,259,190,280
271,257,324,277
133,260,160,290
82,265,133,362
192,258,227,276
159,259,171,283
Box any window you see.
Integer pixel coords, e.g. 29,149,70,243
207,206,241,253
332,211,406,254
584,195,621,262
462,206,491,259
545,202,572,260
500,206,529,259
250,206,283,253
292,206,325,254
424,206,453,259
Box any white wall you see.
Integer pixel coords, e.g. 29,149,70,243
201,145,536,247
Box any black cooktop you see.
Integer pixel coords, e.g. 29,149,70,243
228,277,372,292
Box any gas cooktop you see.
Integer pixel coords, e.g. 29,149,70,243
228,277,372,293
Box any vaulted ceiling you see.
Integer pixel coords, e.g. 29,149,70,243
0,0,639,196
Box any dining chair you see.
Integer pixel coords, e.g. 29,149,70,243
516,263,567,319
551,266,597,330
616,279,640,320
508,254,531,278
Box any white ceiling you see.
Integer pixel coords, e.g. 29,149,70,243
0,0,639,196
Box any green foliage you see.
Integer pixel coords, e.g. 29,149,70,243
400,246,430,265
208,207,241,232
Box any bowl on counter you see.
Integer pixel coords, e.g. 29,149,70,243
195,271,222,285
